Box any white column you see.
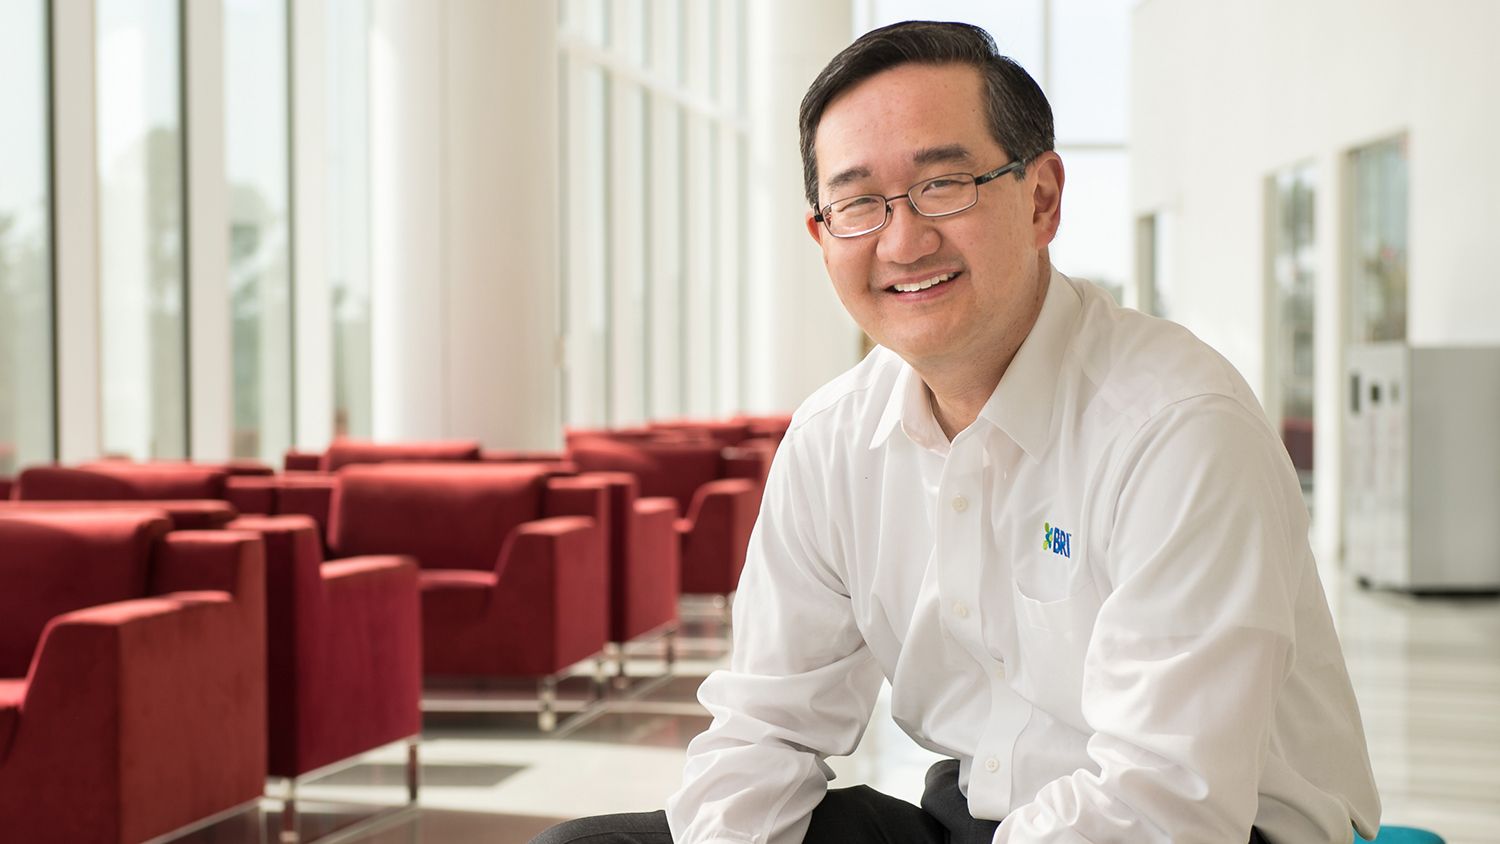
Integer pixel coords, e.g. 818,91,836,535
183,0,230,461
52,0,101,464
369,0,448,441
369,0,561,448
291,0,333,451
743,0,861,414
442,0,561,448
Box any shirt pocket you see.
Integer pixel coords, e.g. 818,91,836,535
1008,568,1100,732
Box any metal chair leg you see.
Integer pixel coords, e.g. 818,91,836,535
406,738,421,805
664,626,677,671
539,675,558,731
279,778,299,844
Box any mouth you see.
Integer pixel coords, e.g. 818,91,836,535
885,270,961,296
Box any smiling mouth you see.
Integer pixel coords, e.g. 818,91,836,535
888,271,959,294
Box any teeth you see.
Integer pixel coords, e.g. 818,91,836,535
893,273,954,293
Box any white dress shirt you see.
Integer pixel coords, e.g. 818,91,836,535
665,269,1380,844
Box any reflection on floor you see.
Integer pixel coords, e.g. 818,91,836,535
179,573,1500,844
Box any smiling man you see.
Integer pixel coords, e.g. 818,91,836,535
536,20,1379,844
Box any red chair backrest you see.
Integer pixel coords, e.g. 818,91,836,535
568,438,723,515
321,440,482,472
19,464,228,501
0,510,171,677
329,463,551,571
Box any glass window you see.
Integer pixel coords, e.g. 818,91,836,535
648,98,684,418
561,1,744,424
328,0,373,439
97,0,187,459
610,81,648,424
1268,164,1317,496
225,0,292,462
0,0,54,475
1348,136,1408,343
562,62,611,426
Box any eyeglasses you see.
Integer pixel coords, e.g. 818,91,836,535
814,160,1026,239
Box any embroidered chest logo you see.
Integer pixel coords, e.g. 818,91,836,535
1042,522,1072,559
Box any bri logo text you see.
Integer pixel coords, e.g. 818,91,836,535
1042,522,1072,559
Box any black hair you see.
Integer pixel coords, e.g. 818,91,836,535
797,20,1054,210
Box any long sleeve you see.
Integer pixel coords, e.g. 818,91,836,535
996,396,1306,842
666,432,885,844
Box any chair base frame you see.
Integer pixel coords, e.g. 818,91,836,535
275,735,421,844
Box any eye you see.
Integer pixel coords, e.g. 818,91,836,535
833,195,882,213
921,177,964,194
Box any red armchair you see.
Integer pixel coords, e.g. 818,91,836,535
0,510,266,844
0,476,13,501
568,439,763,598
581,472,681,678
227,515,421,841
328,463,611,729
0,499,238,530
319,439,482,472
17,463,229,501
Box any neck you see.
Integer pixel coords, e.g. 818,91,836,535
918,262,1051,441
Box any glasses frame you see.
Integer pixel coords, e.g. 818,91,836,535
813,159,1026,239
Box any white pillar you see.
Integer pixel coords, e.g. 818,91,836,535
442,0,560,449
52,0,101,464
744,0,861,414
369,0,560,447
183,0,231,461
369,0,448,441
291,0,333,451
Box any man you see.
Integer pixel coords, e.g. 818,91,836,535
537,20,1380,844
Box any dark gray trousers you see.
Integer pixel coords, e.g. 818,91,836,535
531,759,1272,843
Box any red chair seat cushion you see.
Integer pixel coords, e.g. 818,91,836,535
419,569,497,621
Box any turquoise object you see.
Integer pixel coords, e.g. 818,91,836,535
1356,827,1445,844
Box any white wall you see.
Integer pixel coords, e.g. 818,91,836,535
1131,0,1500,560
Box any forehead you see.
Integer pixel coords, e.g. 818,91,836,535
814,63,996,185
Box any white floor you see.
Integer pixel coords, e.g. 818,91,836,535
185,570,1500,844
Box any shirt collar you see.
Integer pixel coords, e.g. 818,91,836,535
868,267,1081,459
977,267,1080,459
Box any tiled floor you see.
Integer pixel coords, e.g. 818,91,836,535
185,572,1500,844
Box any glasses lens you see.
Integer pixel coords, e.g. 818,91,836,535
826,195,887,237
911,174,977,216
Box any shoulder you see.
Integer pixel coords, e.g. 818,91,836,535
784,345,905,445
1065,277,1268,433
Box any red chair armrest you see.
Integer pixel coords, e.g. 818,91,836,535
11,594,265,842
493,516,608,673
148,530,266,608
306,555,422,770
678,479,757,595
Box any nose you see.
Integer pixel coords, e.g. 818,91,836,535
874,199,941,266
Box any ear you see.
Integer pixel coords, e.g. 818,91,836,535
1029,152,1065,248
805,209,825,246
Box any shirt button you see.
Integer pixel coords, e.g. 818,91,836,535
953,601,970,619
951,495,969,512
984,757,999,773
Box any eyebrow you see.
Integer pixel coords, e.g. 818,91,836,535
822,145,977,199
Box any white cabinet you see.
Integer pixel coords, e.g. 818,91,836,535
1344,344,1500,592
